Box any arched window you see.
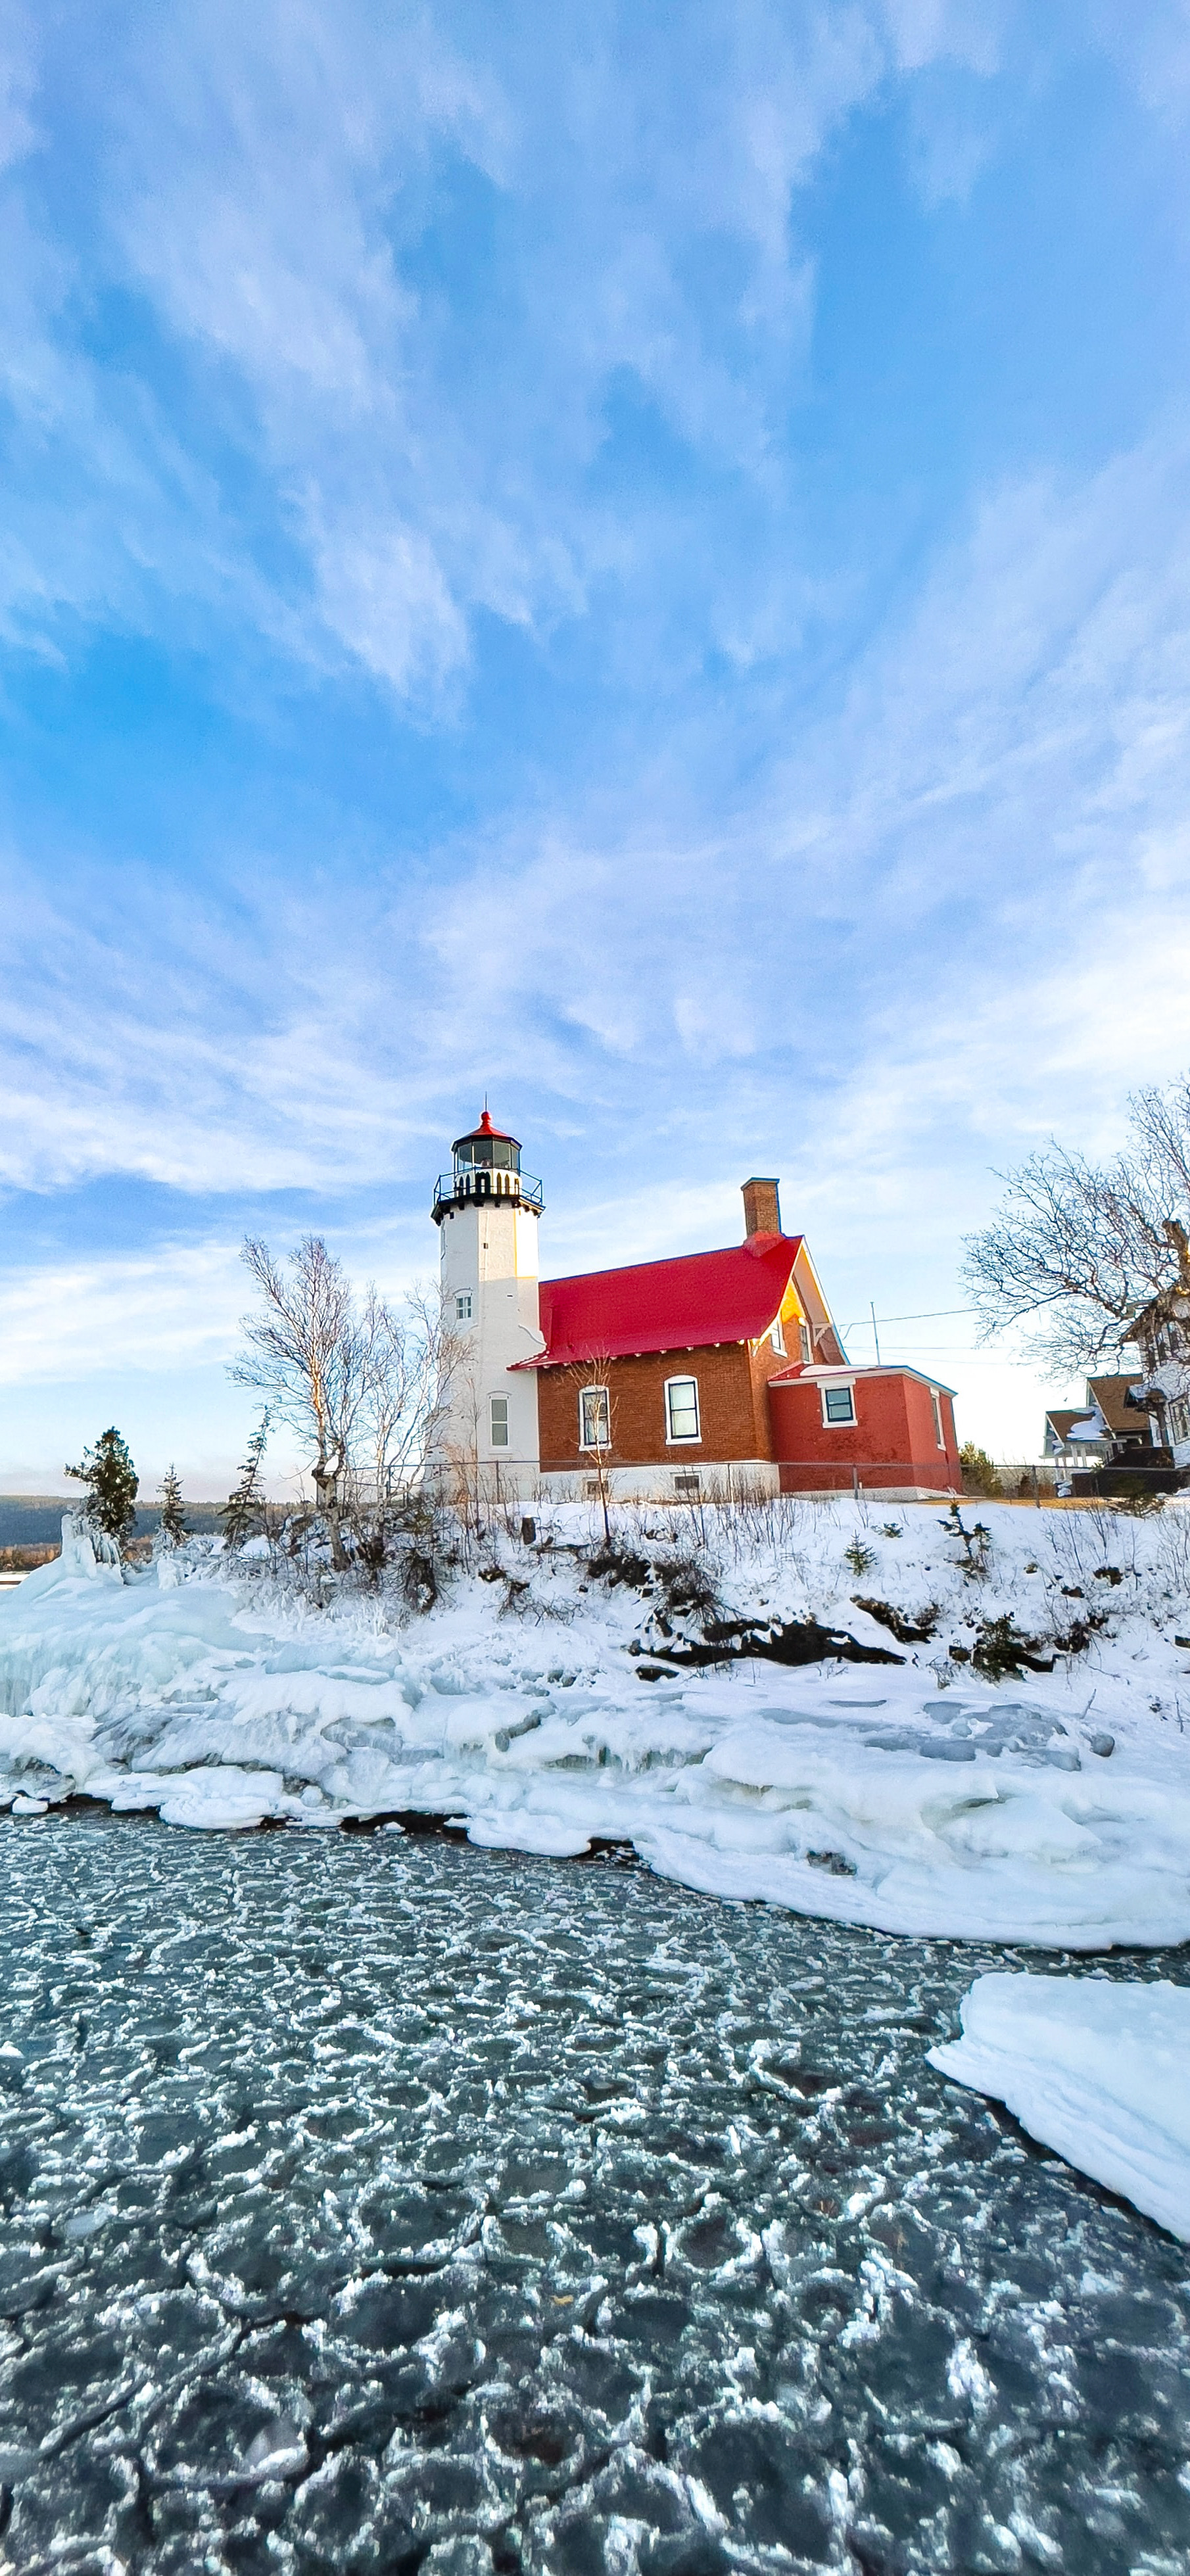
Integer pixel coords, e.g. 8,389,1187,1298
579,1385,611,1449
665,1377,700,1443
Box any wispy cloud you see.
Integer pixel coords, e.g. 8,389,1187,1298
0,1242,243,1386
1,1,1187,1471
3,414,1189,1224
0,0,1054,698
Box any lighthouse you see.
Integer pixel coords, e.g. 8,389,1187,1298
429,1111,544,1499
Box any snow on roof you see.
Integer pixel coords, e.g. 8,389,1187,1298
526,1232,803,1369
1045,1408,1094,1446
1086,1374,1154,1437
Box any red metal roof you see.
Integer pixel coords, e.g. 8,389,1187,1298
452,1107,519,1151
525,1233,803,1368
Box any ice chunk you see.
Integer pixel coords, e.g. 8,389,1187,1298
930,1974,1190,2240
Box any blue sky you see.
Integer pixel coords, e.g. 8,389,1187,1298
3,0,1190,1492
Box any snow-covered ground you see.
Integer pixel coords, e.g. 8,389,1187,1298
1,1496,1189,1947
931,1973,1190,2240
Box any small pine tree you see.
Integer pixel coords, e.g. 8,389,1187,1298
157,1466,189,1548
65,1427,139,1549
960,1441,1002,1498
221,1411,270,1550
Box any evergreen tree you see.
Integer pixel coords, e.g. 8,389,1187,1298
959,1442,1003,1498
221,1411,270,1550
157,1466,189,1547
65,1427,139,1548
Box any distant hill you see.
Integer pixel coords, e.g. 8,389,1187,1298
0,1496,225,1550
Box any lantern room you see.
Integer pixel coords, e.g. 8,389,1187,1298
431,1109,544,1223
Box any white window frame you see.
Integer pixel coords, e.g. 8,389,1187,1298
798,1322,811,1365
665,1375,701,1444
930,1389,945,1449
579,1385,611,1450
455,1290,473,1322
489,1394,510,1449
769,1316,786,1355
821,1381,856,1427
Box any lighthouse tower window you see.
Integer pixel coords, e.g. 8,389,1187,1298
456,1291,473,1322
490,1395,510,1448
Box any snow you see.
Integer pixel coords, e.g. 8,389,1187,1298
930,1973,1190,2240
1,1497,1189,1946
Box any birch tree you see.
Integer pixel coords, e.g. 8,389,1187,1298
231,1243,464,1563
231,1237,365,1566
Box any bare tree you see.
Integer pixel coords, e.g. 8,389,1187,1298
358,1283,464,1503
231,1241,465,1567
963,1076,1190,1378
566,1354,616,1540
231,1237,366,1567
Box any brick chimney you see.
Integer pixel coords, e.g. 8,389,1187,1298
742,1176,781,1239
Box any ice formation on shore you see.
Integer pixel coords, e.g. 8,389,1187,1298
931,1973,1190,2239
0,1501,1189,1947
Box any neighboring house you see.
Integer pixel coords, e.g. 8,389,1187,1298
428,1113,961,1504
1130,1289,1190,1473
1043,1375,1171,1492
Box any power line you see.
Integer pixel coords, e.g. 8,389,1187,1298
841,1305,978,1331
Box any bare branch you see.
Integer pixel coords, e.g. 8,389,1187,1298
963,1073,1190,1373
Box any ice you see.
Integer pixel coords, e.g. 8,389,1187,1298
930,1974,1190,2240
1,1500,1189,1947
1,1821,1189,2573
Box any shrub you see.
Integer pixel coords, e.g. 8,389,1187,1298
970,1615,1054,1681
940,1500,992,1575
960,1443,1002,1498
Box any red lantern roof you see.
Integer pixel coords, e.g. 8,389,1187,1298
452,1107,520,1153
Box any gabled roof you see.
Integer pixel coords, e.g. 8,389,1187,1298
1086,1374,1154,1437
1044,1408,1090,1444
526,1233,803,1369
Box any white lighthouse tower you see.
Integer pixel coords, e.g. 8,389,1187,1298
429,1110,544,1500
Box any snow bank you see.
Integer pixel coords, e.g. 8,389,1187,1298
930,1974,1190,2239
1,1500,1189,1946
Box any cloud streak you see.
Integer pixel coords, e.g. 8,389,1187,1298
1,1,1188,1470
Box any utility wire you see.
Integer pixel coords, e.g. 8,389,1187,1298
840,1304,977,1331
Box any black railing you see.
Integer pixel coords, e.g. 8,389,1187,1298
432,1167,543,1218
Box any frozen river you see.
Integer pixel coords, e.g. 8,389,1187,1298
1,1814,1189,2575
